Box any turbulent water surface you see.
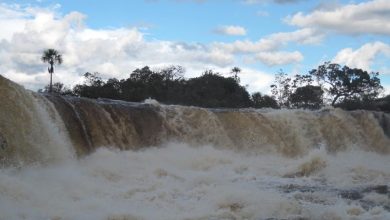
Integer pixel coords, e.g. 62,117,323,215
0,75,389,220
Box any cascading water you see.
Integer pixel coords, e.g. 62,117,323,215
0,75,389,220
0,76,74,166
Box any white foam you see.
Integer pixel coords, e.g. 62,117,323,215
0,143,388,220
143,98,160,106
30,94,75,163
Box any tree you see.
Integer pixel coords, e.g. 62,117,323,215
159,65,185,81
183,70,252,108
83,72,104,87
335,95,379,111
41,49,63,93
270,70,293,108
130,66,155,83
251,92,279,109
289,85,323,110
72,72,105,98
231,67,241,83
39,82,73,95
376,95,390,112
309,62,382,106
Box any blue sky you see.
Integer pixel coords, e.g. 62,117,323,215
0,0,389,94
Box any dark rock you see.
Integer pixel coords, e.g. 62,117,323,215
0,133,7,150
361,185,388,195
370,185,388,194
281,184,320,193
339,190,363,200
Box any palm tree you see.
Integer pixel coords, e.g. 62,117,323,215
231,66,241,83
41,49,63,93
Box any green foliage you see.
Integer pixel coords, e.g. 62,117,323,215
41,49,63,67
270,70,293,108
120,66,184,103
251,92,279,109
84,72,104,87
335,96,379,111
41,49,63,93
39,62,386,111
231,67,241,83
289,85,324,110
67,67,251,108
73,72,106,98
270,62,383,110
270,71,314,108
38,82,73,95
181,70,251,108
376,95,390,112
309,62,383,106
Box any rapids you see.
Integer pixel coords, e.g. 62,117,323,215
0,75,389,219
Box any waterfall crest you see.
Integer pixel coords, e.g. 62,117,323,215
1,75,389,166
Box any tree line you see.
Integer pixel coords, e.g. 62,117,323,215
39,63,390,112
269,62,387,111
41,66,261,108
40,49,389,111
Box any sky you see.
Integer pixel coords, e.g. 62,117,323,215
0,0,390,94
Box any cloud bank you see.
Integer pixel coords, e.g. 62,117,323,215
1,1,387,95
333,41,390,71
0,3,307,93
287,0,390,35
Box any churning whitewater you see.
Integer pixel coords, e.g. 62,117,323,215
0,75,389,220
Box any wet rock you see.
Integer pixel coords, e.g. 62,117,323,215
359,200,378,211
0,133,7,150
339,190,363,200
364,185,388,194
281,184,320,193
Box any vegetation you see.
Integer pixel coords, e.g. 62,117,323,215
252,92,279,109
289,85,324,110
269,62,387,111
41,49,63,93
270,71,316,109
308,62,382,106
231,67,241,83
270,70,292,108
39,59,389,111
70,67,252,108
38,82,72,95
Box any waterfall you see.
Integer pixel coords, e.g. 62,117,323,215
0,75,389,220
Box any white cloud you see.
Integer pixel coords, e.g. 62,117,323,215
333,41,390,71
0,3,310,94
0,4,239,91
287,0,390,35
217,67,274,93
383,83,390,95
255,51,304,66
216,28,323,53
239,68,274,93
214,25,247,36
